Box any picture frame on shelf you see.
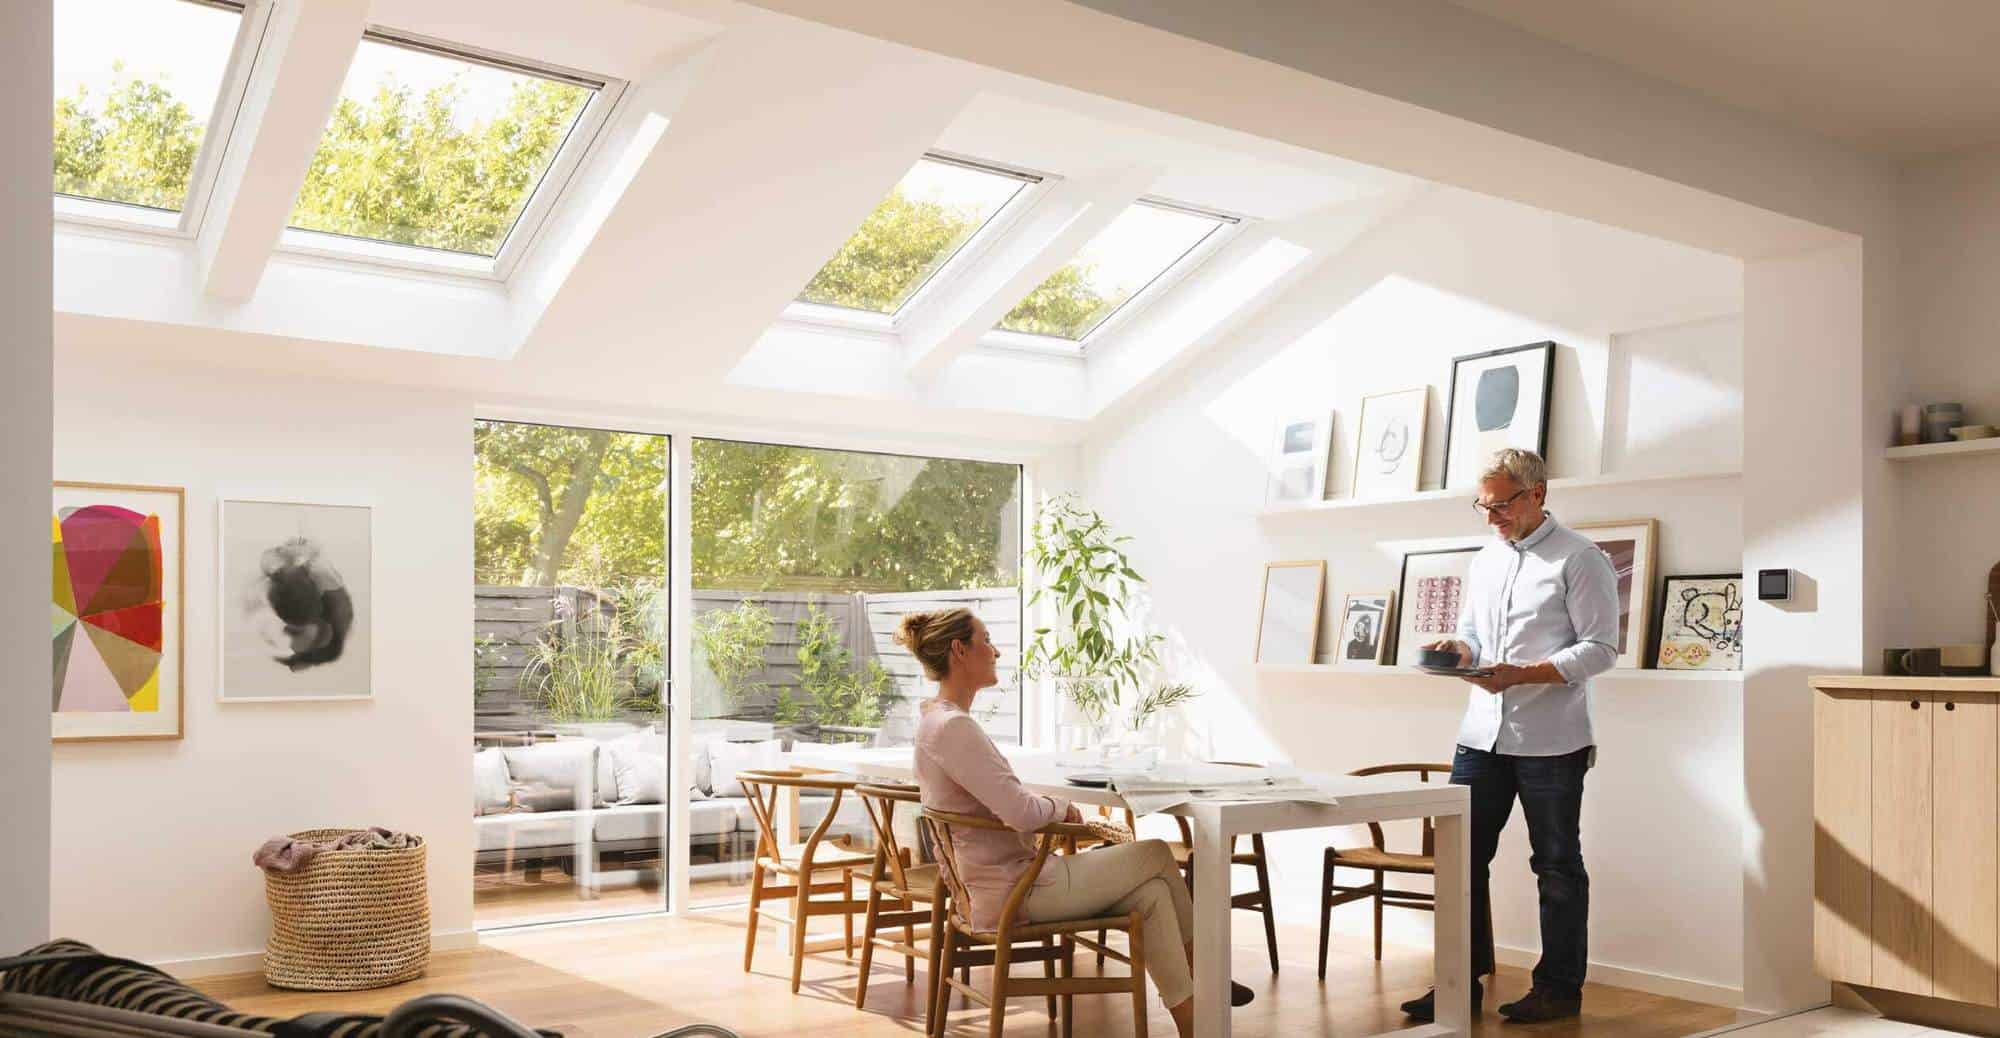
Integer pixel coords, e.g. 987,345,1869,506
1335,590,1395,665
1351,387,1429,499
218,497,374,703
1394,546,1481,666
53,481,186,742
1264,412,1334,507
1573,518,1659,670
1441,341,1555,491
1255,560,1325,664
1652,573,1744,671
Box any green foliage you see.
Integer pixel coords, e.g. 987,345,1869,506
291,77,590,255
799,188,978,312
475,421,665,587
694,600,774,707
53,74,205,210
1021,494,1160,720
997,262,1111,339
472,633,506,703
1128,682,1199,731
522,595,645,724
691,441,1019,593
795,605,893,730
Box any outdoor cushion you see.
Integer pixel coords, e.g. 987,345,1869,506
593,800,736,844
606,731,670,804
502,741,598,808
472,748,512,815
707,738,781,798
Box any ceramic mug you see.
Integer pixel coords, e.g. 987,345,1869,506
1884,647,1943,677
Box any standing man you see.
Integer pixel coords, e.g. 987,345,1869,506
1402,448,1620,1024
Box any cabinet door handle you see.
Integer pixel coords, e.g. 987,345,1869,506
1912,700,1922,710
1946,701,1956,712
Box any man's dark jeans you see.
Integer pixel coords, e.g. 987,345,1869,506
1450,743,1592,998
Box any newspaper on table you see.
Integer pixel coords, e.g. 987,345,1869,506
1105,761,1341,815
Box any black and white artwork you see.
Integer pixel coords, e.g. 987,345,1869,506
1352,387,1428,498
219,499,372,701
1265,412,1333,507
1442,342,1555,490
1335,591,1393,665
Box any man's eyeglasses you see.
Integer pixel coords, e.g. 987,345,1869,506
1472,488,1529,516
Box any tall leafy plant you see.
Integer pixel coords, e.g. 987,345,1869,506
694,599,774,708
1021,495,1161,725
795,605,893,731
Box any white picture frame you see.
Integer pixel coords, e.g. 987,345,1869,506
1264,412,1334,507
218,497,374,702
1573,518,1659,671
1334,590,1395,665
1394,546,1482,666
1352,388,1428,498
1255,560,1326,664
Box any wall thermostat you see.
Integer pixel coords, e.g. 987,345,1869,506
1757,568,1794,603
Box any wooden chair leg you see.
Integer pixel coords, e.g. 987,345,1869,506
1127,915,1148,1038
988,941,1012,1038
1097,927,1108,969
1252,834,1278,974
743,863,765,973
854,882,882,1008
1317,851,1334,981
790,868,810,994
1060,934,1076,1038
843,867,856,959
904,912,916,983
925,901,945,1037
1372,869,1385,961
931,930,958,1038
1044,936,1059,1020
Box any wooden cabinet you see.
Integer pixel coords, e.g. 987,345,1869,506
1814,676,2000,1006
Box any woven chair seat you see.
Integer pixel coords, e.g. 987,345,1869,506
758,843,874,873
1328,845,1435,873
873,863,939,901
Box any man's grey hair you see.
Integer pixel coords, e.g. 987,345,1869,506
1482,448,1548,488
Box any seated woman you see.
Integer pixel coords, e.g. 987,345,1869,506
900,607,1249,1038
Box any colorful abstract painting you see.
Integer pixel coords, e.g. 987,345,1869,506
52,483,183,741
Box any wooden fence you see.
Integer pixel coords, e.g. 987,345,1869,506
474,584,1021,742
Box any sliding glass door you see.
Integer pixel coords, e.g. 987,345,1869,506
471,420,670,928
685,438,1022,908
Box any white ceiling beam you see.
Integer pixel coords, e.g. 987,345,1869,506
512,9,980,383
196,0,368,302
899,164,1160,381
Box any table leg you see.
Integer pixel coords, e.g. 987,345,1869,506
1190,806,1232,1038
1431,807,1471,1035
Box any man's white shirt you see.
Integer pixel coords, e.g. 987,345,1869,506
1452,514,1621,757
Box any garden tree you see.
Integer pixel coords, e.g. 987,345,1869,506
474,422,666,586
53,77,206,209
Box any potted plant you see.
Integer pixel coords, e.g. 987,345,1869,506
1022,495,1165,753
525,585,653,739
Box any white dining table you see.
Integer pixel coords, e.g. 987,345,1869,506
790,745,1471,1038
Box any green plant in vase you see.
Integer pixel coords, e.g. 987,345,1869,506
1021,494,1162,749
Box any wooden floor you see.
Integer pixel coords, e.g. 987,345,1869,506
196,912,1739,1038
472,868,751,927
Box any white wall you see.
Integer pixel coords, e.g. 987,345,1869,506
2,0,54,956
1081,187,1749,1000
50,340,474,971
1893,144,2000,648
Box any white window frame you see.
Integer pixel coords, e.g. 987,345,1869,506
780,151,1050,333
274,27,625,282
980,196,1246,356
50,0,273,240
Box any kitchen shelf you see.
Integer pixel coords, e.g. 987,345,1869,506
1255,664,1743,684
1258,467,1742,520
1884,438,2000,462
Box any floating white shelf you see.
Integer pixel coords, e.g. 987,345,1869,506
1258,467,1743,520
1255,663,1743,684
1885,438,2000,462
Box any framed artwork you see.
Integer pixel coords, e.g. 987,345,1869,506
53,482,185,742
1264,412,1333,507
219,498,373,702
1335,590,1395,665
1394,546,1481,666
1352,387,1428,498
1254,560,1325,664
1573,518,1659,671
1653,573,1744,671
1441,341,1556,490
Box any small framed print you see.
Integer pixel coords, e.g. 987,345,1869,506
1652,573,1743,671
1352,388,1428,498
1255,560,1326,664
1265,413,1333,507
219,498,374,702
1572,518,1659,671
1442,342,1555,491
53,481,185,742
1394,546,1481,666
1334,590,1394,665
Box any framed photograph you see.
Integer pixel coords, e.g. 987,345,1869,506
1335,590,1395,665
1653,573,1744,671
1254,560,1325,664
1394,546,1482,666
1352,387,1428,498
1573,518,1659,670
1264,412,1333,507
219,498,373,702
1441,341,1556,490
53,481,185,742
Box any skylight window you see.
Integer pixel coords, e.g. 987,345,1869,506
286,31,602,262
797,154,1037,315
52,0,248,225
997,199,1232,341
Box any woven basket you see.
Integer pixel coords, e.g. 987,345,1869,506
262,829,429,991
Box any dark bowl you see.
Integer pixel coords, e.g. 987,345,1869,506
1418,647,1462,669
